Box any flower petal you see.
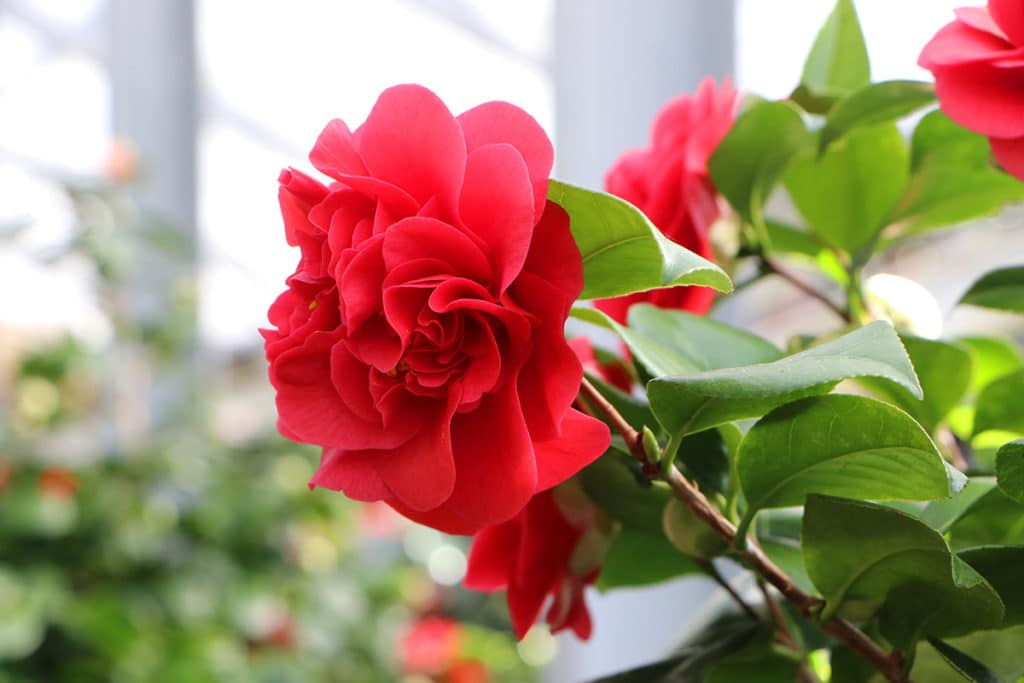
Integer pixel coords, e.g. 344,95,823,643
990,135,1024,182
463,520,520,591
358,84,467,212
919,19,1022,69
534,409,610,491
373,398,457,511
446,382,537,526
932,63,1024,138
309,118,368,179
459,143,536,291
457,101,554,220
310,447,389,500
990,0,1024,46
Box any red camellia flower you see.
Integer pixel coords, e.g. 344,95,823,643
262,85,610,534
596,77,739,323
919,0,1024,180
464,488,604,640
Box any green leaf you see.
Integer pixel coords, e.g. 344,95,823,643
995,440,1024,503
649,321,921,438
959,336,1022,396
913,628,1024,682
677,428,733,498
708,100,810,223
784,124,908,253
959,266,1024,315
959,546,1024,627
912,110,993,171
886,167,1024,240
927,637,1006,683
859,336,973,433
947,488,1024,551
548,179,732,300
802,495,1004,648
800,0,871,99
757,535,815,594
819,80,935,153
627,304,783,371
578,450,670,532
596,526,700,590
974,369,1024,436
572,307,699,377
736,394,960,538
763,220,827,259
918,477,997,532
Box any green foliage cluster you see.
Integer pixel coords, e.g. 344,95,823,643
548,1,1024,680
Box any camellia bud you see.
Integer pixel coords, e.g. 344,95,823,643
641,425,662,465
662,498,726,559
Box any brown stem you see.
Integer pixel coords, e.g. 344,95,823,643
762,258,852,323
698,559,761,623
758,581,820,683
580,377,911,683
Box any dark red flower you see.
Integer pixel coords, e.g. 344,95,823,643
464,488,604,640
919,1,1024,180
596,77,738,323
262,85,610,534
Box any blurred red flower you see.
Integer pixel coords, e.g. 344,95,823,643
262,84,610,534
399,617,462,676
596,77,738,323
919,0,1024,180
567,337,633,393
464,488,603,640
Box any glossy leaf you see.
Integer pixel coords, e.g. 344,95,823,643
627,304,783,371
959,546,1024,627
649,321,921,438
927,637,1006,683
802,495,1004,648
737,394,960,537
887,167,1024,240
860,336,973,433
996,440,1024,503
708,100,810,222
763,220,826,259
800,0,870,99
819,80,934,153
947,488,1024,551
918,477,997,532
973,369,1024,436
572,307,699,377
959,266,1024,315
784,124,908,253
549,179,732,300
597,527,700,590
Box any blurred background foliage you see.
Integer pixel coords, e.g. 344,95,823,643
0,162,541,683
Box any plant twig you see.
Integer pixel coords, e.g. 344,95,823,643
697,559,761,623
757,580,820,683
762,258,852,323
579,377,911,683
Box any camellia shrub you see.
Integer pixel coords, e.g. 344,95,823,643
263,1,1024,681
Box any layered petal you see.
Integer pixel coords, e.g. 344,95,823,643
459,143,536,291
533,409,610,491
990,0,1024,46
932,63,1024,138
358,84,467,213
990,134,1024,181
457,100,554,220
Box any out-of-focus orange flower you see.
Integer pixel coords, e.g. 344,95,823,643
399,617,461,676
37,468,77,499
